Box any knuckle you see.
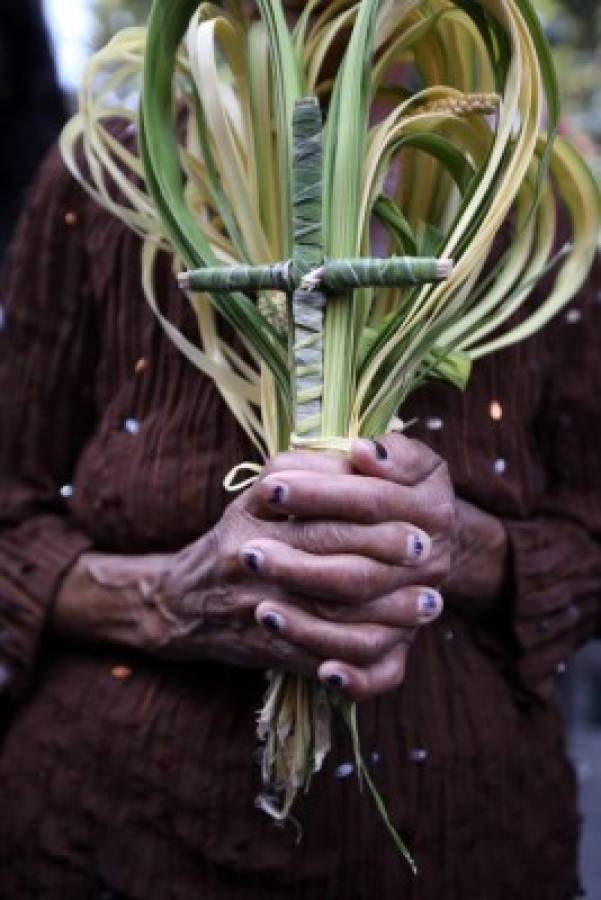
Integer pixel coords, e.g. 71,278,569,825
380,646,409,692
348,562,377,602
298,521,346,554
353,652,407,700
356,627,387,662
350,673,374,702
369,487,391,524
289,519,312,549
215,545,241,580
406,438,440,481
404,444,424,480
422,455,449,489
218,506,261,560
325,523,349,553
433,501,455,534
389,654,407,688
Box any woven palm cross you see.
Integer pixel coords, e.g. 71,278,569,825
179,97,452,437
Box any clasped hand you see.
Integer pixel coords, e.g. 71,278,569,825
160,433,454,700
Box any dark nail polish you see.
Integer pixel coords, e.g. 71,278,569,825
423,592,439,611
418,591,442,620
243,550,262,571
326,672,346,689
408,533,425,559
373,440,388,460
270,484,286,504
261,612,283,633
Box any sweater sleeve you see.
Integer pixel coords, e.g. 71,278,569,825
503,254,601,692
0,147,97,706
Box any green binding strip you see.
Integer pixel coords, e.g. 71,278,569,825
181,256,452,293
320,256,451,289
182,262,293,293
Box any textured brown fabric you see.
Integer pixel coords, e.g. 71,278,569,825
0,145,599,900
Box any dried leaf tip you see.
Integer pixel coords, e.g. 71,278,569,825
177,271,191,290
437,259,454,279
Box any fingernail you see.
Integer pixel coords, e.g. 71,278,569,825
260,611,285,633
324,671,347,690
418,590,443,621
373,440,388,461
407,532,428,560
242,549,264,572
269,483,288,505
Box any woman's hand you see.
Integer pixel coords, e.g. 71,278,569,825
150,433,452,700
54,433,458,701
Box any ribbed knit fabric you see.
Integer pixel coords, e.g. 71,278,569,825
0,145,599,899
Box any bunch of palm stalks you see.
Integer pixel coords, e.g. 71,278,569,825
62,0,599,868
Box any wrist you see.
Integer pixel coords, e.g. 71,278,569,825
53,550,172,651
136,528,223,658
443,499,509,615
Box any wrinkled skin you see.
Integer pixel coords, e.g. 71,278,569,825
56,434,507,702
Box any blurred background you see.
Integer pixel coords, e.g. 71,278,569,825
0,0,600,894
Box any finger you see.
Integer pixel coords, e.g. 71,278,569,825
239,538,411,603
351,433,446,487
255,601,403,666
318,641,413,702
253,469,440,531
284,519,432,566
314,585,444,628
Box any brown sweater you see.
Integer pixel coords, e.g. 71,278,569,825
0,146,599,900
